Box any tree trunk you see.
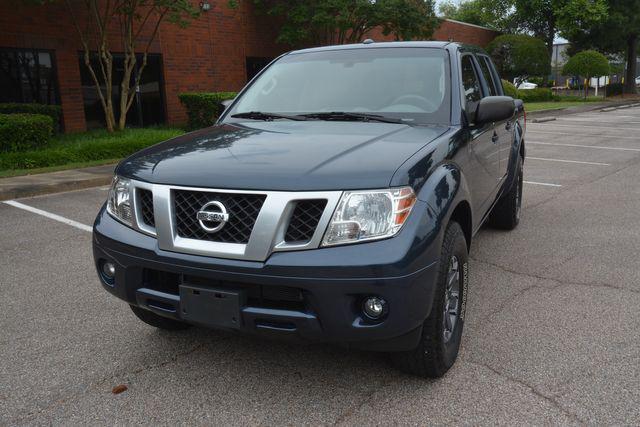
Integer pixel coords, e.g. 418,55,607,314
585,76,589,99
546,33,554,62
624,34,638,94
105,102,115,132
118,57,134,131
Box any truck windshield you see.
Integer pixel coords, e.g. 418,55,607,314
225,47,451,125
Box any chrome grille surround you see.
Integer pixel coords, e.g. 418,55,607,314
125,179,342,262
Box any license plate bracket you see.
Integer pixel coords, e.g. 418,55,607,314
179,285,245,329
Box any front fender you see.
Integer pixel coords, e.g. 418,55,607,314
417,163,472,222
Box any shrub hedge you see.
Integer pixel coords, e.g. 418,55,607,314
0,103,62,129
178,92,237,130
515,88,554,102
0,113,54,153
0,127,183,171
605,83,624,96
501,79,518,98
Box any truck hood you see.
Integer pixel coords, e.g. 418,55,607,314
116,121,448,191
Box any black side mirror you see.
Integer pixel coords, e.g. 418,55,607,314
220,98,234,110
475,96,515,125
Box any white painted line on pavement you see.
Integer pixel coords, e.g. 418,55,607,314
523,181,563,187
528,141,640,152
3,200,92,233
527,157,610,166
527,130,640,140
528,123,640,132
558,118,640,124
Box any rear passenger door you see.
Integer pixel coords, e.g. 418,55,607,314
460,54,500,215
477,54,513,182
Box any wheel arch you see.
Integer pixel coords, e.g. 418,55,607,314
449,201,472,252
416,162,474,251
504,119,526,191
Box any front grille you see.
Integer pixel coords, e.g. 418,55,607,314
284,199,327,243
138,189,155,227
174,190,266,244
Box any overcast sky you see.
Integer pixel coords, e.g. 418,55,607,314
434,0,449,14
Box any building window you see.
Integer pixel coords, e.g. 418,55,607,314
0,48,60,104
246,57,273,81
79,53,166,129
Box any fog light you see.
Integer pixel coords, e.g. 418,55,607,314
363,296,387,320
102,261,116,278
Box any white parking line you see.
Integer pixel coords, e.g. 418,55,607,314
558,118,640,124
528,141,640,152
529,123,640,132
527,157,610,166
3,200,92,232
527,130,640,140
523,181,562,187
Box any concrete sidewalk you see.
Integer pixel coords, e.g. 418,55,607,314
0,164,115,201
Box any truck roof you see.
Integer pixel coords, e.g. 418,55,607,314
289,41,480,56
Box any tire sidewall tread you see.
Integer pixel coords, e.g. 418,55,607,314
391,221,469,378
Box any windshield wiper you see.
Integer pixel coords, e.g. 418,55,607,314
301,112,404,124
231,111,308,121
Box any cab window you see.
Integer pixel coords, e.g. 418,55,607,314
478,56,499,96
460,55,482,117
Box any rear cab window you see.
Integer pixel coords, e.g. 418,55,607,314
477,55,500,96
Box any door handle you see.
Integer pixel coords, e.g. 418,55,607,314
505,121,513,131
491,132,499,144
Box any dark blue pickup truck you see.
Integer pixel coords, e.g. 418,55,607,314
93,41,525,378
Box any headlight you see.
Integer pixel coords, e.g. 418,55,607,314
322,187,416,246
106,176,133,226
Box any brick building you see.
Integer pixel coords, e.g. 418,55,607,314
0,2,499,133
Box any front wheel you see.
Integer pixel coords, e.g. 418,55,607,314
390,221,469,378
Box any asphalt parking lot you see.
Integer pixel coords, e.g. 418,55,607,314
2,106,640,425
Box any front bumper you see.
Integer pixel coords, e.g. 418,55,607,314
93,202,442,351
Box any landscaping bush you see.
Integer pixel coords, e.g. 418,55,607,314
605,83,624,96
516,88,554,102
178,92,237,130
0,113,54,152
0,127,183,172
0,103,61,130
526,77,543,87
501,79,518,98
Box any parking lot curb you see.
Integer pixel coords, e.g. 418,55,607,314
0,164,115,201
527,98,640,119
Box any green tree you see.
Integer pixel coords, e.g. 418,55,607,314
438,0,509,29
439,0,607,58
563,50,610,98
562,0,640,94
509,0,607,58
28,0,202,131
486,35,551,86
378,0,439,41
256,0,438,46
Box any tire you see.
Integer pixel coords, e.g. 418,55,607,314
391,221,469,378
488,155,523,230
130,305,191,331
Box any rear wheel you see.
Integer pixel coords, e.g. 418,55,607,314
391,221,468,378
130,305,191,331
489,155,523,230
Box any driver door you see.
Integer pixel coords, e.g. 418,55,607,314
461,54,500,215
